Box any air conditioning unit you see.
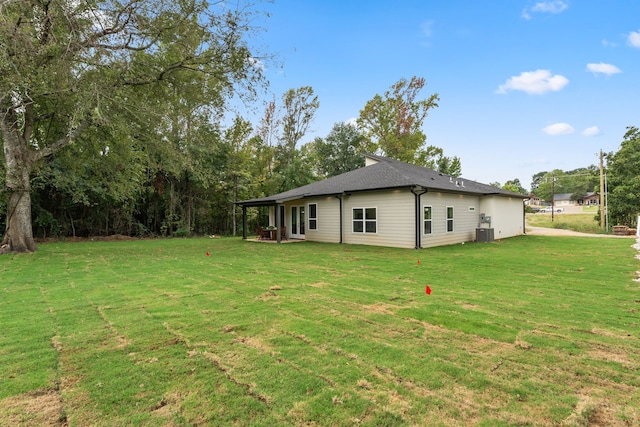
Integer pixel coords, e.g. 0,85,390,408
476,228,494,243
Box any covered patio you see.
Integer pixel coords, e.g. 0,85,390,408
237,196,301,244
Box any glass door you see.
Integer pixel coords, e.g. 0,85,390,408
290,205,305,239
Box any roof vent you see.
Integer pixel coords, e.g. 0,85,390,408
449,177,453,183
461,180,465,187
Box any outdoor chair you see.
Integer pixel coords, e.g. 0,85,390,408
257,226,267,240
280,225,287,240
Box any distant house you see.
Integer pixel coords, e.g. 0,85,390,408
581,192,600,206
238,154,527,249
553,192,599,207
526,194,542,206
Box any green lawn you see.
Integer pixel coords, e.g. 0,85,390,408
1,237,639,426
526,212,605,234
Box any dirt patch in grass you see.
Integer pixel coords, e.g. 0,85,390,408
587,348,630,366
234,335,274,353
562,393,621,427
257,291,279,300
0,389,66,426
362,302,397,315
149,391,194,421
307,281,331,288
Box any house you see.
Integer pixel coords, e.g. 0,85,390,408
238,154,527,249
553,192,599,207
525,193,542,207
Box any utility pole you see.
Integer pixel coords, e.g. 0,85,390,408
551,174,555,222
599,150,605,230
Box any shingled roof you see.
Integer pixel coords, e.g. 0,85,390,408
239,154,525,206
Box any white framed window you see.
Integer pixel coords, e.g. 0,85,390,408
423,206,432,235
446,206,454,232
308,203,317,230
353,207,377,233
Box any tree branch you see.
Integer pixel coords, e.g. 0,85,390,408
32,118,93,162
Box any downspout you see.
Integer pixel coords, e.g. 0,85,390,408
523,198,528,235
411,186,428,249
334,194,343,244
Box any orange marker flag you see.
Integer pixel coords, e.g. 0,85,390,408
206,251,210,257
417,259,421,265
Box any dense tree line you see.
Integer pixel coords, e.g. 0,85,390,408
1,2,461,252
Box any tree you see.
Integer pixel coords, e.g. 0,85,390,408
357,76,460,173
532,167,599,202
419,146,462,177
280,87,319,167
530,171,547,194
220,117,254,236
502,178,528,195
534,170,568,202
606,126,640,227
310,122,365,178
0,0,265,253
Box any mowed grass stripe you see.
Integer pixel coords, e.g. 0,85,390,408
1,236,639,425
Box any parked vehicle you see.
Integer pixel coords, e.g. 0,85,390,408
541,207,563,213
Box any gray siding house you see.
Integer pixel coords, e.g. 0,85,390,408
238,154,527,249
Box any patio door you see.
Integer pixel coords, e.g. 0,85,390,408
290,205,305,239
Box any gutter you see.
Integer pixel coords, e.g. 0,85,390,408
411,186,428,249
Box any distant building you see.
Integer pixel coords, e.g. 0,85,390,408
553,192,599,206
526,193,542,206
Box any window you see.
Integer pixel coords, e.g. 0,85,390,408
353,207,377,233
308,203,317,230
423,206,432,235
446,206,454,232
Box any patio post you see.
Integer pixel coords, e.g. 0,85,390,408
242,205,247,239
275,203,281,243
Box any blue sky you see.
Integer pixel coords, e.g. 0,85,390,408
252,0,640,190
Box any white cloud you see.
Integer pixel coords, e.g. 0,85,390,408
496,70,569,95
522,1,568,19
582,126,600,136
601,39,617,48
586,62,621,76
542,123,574,135
531,1,569,14
628,30,640,47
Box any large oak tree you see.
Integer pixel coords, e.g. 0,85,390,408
0,0,264,253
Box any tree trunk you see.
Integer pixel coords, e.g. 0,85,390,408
2,189,37,253
1,113,37,254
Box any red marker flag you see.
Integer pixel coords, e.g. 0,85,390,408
417,259,421,265
206,251,210,257
425,285,432,295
